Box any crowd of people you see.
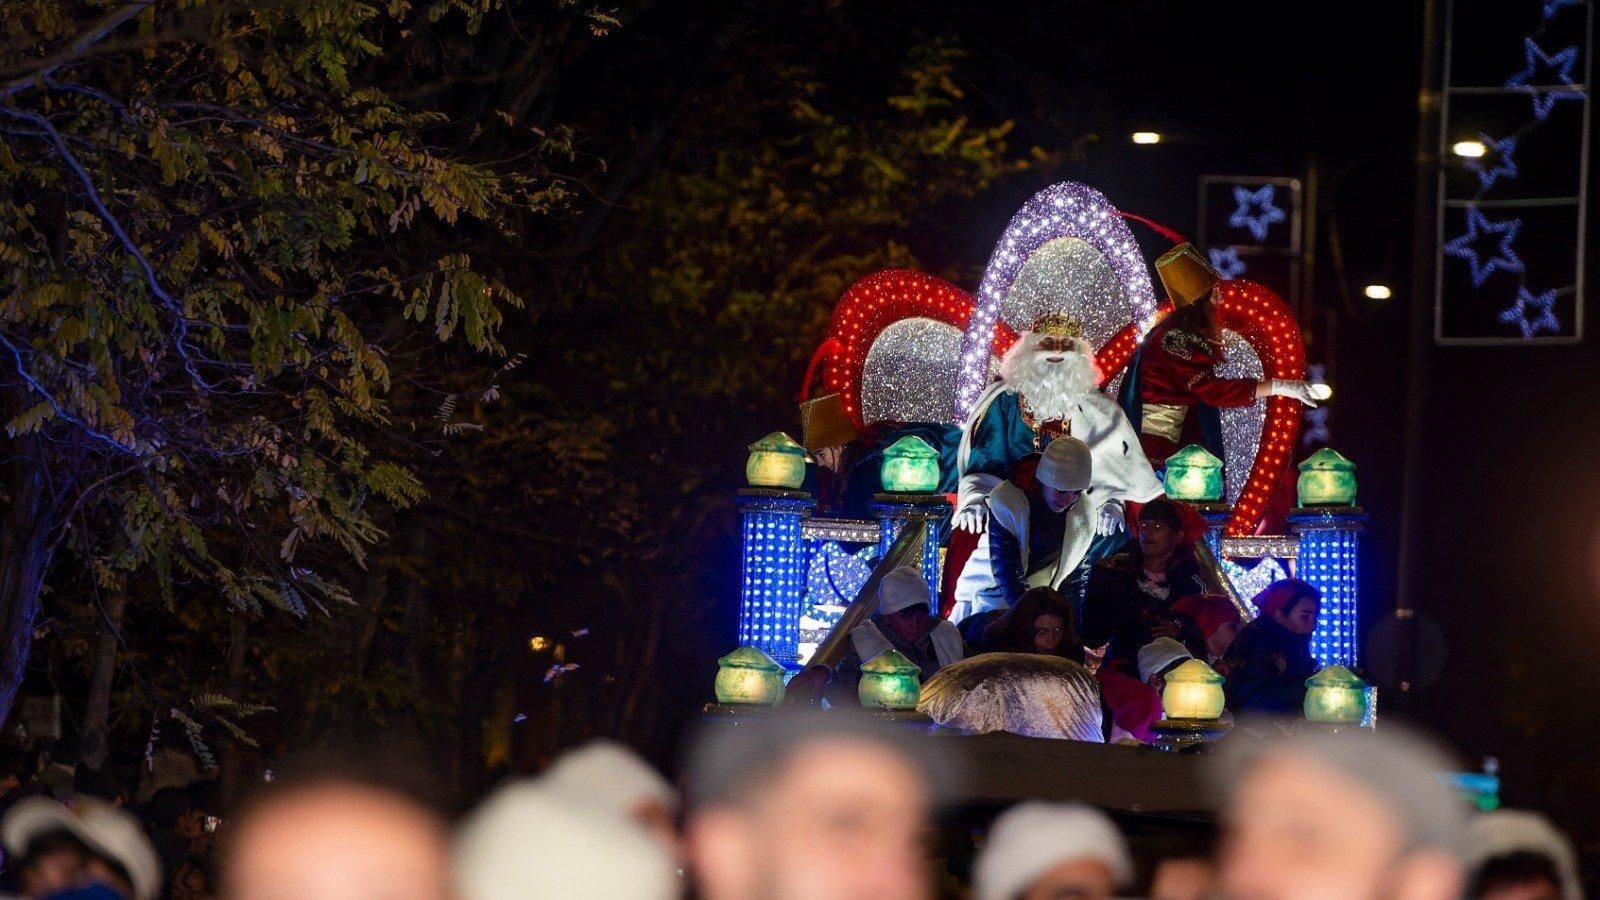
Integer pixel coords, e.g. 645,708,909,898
0,710,1582,899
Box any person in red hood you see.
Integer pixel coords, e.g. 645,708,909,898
1170,592,1243,670
1222,579,1320,715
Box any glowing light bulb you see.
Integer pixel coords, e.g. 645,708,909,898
1363,284,1393,301
1131,132,1162,145
1452,140,1488,158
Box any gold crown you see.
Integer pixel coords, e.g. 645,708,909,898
1030,313,1083,338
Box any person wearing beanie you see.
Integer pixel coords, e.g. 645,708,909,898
1213,723,1469,900
453,780,678,900
1222,578,1320,715
828,565,966,705
537,740,680,860
1463,809,1581,900
1170,592,1242,667
2,796,163,900
949,437,1100,623
972,802,1133,900
1136,637,1193,692
1081,497,1209,673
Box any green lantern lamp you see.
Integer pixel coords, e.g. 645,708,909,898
880,435,941,494
745,432,807,490
1160,658,1227,721
1303,664,1370,724
714,645,786,706
1163,444,1224,502
858,650,921,709
1297,448,1357,507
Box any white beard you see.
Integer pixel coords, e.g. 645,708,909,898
998,334,1099,423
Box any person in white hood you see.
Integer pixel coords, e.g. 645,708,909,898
973,802,1133,900
827,565,966,705
1463,809,1581,900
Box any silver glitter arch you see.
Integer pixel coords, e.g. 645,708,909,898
1216,331,1266,505
860,317,966,425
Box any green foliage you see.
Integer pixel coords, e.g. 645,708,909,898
0,0,566,618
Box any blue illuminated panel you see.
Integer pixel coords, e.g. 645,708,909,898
737,494,814,665
1289,511,1366,666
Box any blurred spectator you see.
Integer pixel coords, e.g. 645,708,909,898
453,780,677,900
144,787,208,887
1170,592,1241,668
828,566,965,705
684,708,951,900
222,779,449,900
972,802,1131,900
536,740,679,861
1223,580,1320,716
1148,853,1216,900
1137,638,1193,695
976,587,1085,663
1,796,161,900
1213,724,1468,900
135,734,198,806
1463,810,1580,900
1081,498,1207,672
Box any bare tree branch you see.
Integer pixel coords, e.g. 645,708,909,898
0,1,155,98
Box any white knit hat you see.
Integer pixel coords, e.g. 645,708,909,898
974,802,1133,900
1463,810,1581,900
453,781,677,900
538,740,676,817
2,796,163,900
1037,437,1092,492
877,565,930,616
1138,637,1193,683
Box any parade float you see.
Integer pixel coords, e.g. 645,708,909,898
708,180,1421,814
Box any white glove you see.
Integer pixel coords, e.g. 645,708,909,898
1096,500,1125,537
953,503,989,534
1264,379,1319,408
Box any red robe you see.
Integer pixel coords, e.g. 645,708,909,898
1134,315,1258,463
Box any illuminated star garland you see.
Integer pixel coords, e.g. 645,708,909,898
1209,246,1248,279
1496,287,1560,338
1466,133,1518,190
954,182,1158,419
1504,38,1584,121
1227,184,1287,243
1442,208,1524,287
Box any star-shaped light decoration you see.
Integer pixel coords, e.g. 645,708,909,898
1442,208,1523,287
1209,246,1247,279
1543,0,1581,20
1466,133,1518,190
1497,287,1560,338
1228,185,1287,242
1504,38,1584,121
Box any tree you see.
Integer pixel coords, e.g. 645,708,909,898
0,0,577,724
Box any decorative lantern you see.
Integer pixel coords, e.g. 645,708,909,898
1163,444,1224,502
858,650,922,709
714,646,786,706
745,432,807,490
1160,659,1226,721
1297,448,1357,507
880,435,941,494
1303,664,1370,724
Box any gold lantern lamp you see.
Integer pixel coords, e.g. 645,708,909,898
714,645,786,706
858,650,922,710
745,432,808,490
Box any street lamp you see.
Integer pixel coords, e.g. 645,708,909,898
1363,284,1393,301
1451,140,1487,158
1131,132,1162,145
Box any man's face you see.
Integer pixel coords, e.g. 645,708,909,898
1149,857,1214,900
1221,755,1408,900
1034,335,1076,364
1020,857,1116,900
1139,517,1178,558
1042,485,1081,514
881,605,933,643
223,784,451,900
23,846,92,899
1273,598,1320,636
688,739,931,900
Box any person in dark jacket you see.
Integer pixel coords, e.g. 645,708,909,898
1080,498,1207,672
1223,579,1320,715
972,586,1085,664
826,566,967,706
